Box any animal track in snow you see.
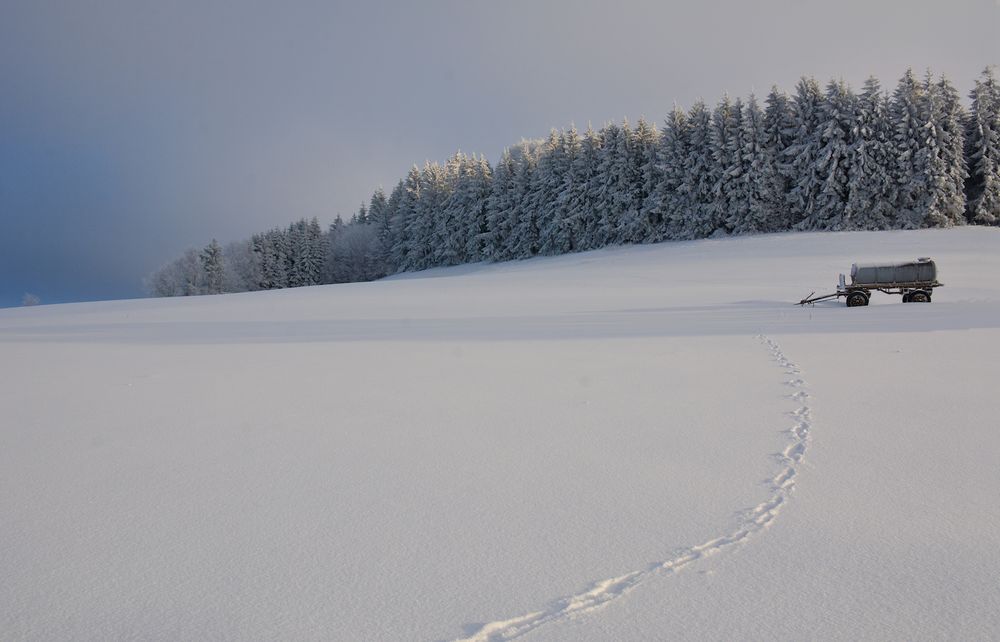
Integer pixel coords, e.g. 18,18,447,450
449,335,813,642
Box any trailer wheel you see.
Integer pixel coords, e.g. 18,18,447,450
846,292,869,307
909,290,930,303
902,292,912,303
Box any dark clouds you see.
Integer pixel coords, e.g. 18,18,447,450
1,0,996,306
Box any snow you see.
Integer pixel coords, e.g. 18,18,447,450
2,227,999,640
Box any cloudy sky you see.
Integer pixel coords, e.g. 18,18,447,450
1,0,997,306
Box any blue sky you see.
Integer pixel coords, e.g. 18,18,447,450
1,0,997,307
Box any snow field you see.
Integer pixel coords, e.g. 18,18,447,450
2,227,999,640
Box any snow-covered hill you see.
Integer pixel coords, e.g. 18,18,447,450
2,228,999,641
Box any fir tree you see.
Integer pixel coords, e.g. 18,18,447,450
507,142,540,258
200,239,224,294
485,149,517,261
678,101,716,239
390,166,422,271
785,77,826,228
463,155,494,262
534,130,568,255
846,77,898,230
890,69,929,228
762,87,796,230
925,74,968,226
623,117,660,243
735,95,782,234
806,79,856,230
711,94,742,235
652,106,690,240
565,125,602,251
966,67,1000,224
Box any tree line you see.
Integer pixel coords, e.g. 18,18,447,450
148,67,1000,297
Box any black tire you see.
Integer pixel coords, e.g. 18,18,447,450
846,291,869,307
909,290,930,303
902,292,912,303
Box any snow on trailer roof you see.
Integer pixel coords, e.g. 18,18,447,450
850,257,937,285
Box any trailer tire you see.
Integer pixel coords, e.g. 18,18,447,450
902,292,912,303
846,291,869,307
910,290,930,303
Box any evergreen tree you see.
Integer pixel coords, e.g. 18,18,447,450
199,239,224,294
678,101,716,239
651,106,689,240
966,67,1000,224
846,77,898,230
565,125,602,250
485,149,517,261
711,94,743,235
534,130,568,255
762,87,796,230
413,162,450,269
806,79,856,230
890,69,929,228
594,121,632,247
924,74,968,226
623,117,660,243
785,77,826,228
507,142,540,258
548,126,583,254
381,181,404,271
434,152,469,266
390,166,422,271
735,95,783,234
463,155,494,262
352,203,368,225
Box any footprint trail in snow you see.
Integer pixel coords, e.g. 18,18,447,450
450,335,812,642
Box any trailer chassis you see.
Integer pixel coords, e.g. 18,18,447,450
797,281,943,307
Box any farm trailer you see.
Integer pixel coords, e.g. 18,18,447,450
798,257,943,307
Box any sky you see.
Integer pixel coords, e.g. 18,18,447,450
1,0,997,307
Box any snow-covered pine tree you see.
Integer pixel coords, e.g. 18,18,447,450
199,238,224,294
562,125,601,251
547,126,582,254
484,149,517,261
762,86,796,230
435,152,469,266
651,106,689,240
391,166,422,271
966,67,1000,225
890,69,929,228
785,77,826,229
594,121,632,247
678,101,716,239
285,219,308,287
381,181,404,271
507,142,540,258
926,74,968,226
805,80,856,230
367,187,387,230
534,130,568,255
303,217,325,285
352,203,368,225
463,154,494,262
413,161,450,269
260,228,289,289
711,94,743,235
845,77,898,230
622,116,660,243
733,95,782,234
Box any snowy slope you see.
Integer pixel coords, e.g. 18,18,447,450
2,228,999,641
